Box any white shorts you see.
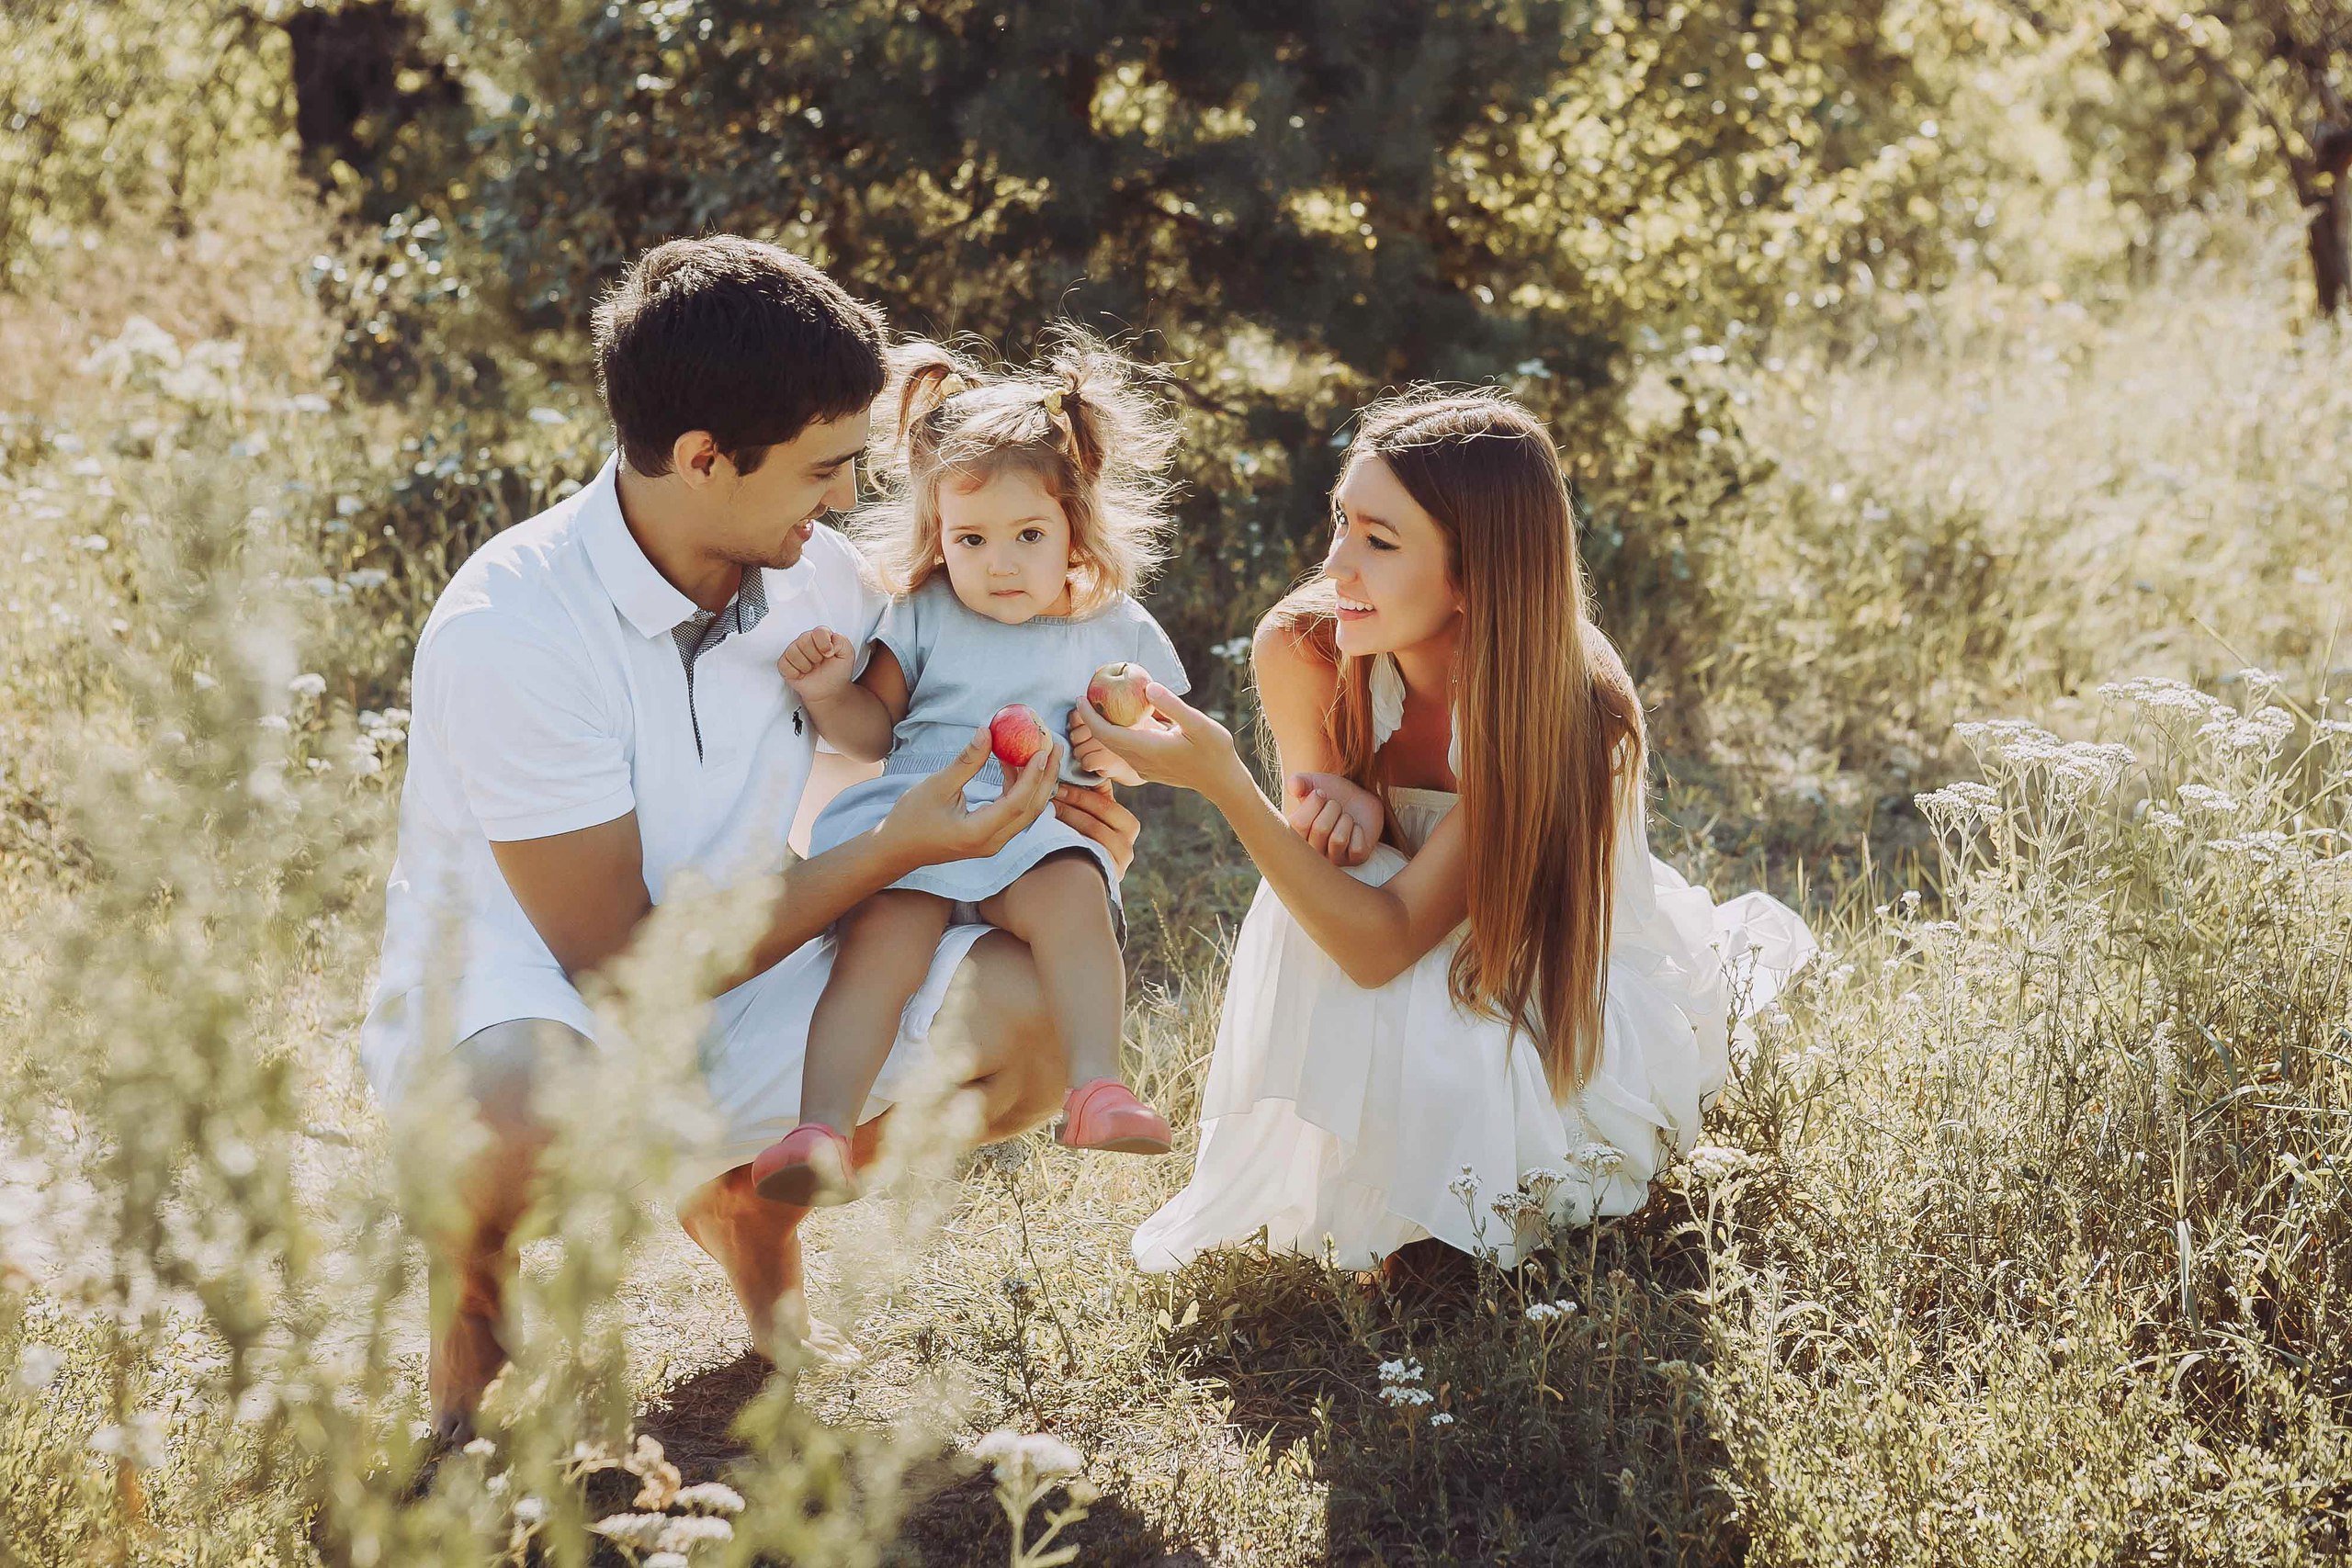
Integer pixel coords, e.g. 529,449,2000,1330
359,922,993,1191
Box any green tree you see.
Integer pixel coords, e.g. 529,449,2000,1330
2005,1,2352,311
351,0,1959,703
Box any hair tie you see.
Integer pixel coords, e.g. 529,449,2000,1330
1041,386,1067,421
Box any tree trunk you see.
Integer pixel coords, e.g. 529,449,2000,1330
2307,126,2352,317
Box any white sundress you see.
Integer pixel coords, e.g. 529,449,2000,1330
1131,654,1817,1271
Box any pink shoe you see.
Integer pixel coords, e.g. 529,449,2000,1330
1054,1078,1173,1155
752,1122,857,1207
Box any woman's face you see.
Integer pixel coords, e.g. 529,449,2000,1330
1322,455,1463,658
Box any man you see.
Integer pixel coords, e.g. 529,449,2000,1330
358,235,1136,1438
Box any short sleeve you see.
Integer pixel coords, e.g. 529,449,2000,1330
422,609,634,841
1126,601,1190,697
870,577,941,692
798,525,893,681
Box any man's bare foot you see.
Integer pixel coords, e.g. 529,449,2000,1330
427,1303,509,1445
679,1166,861,1366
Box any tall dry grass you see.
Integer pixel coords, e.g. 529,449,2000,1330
2,61,2349,1568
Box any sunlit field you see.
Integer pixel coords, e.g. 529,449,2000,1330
5,2,2350,1562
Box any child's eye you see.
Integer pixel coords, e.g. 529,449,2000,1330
955,534,984,547
1368,535,1398,552
1017,527,1046,544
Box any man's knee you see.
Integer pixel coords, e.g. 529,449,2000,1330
452,1017,594,1128
933,933,1066,1132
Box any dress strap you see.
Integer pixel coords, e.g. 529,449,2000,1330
1368,652,1462,778
1369,652,1408,750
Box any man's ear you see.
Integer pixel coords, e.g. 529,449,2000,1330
671,430,723,486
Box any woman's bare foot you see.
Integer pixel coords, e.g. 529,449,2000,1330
678,1166,861,1366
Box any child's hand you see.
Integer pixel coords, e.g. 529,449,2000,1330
1284,770,1384,867
1069,707,1144,787
779,627,856,705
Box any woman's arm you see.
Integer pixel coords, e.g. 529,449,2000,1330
1253,618,1383,866
1074,671,1468,989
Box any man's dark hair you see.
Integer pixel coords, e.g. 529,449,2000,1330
592,235,888,478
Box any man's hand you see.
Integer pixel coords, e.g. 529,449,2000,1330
1053,780,1142,879
779,626,857,706
1069,707,1144,787
1284,770,1384,868
875,726,1058,872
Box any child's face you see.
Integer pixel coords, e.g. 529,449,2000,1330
937,467,1076,623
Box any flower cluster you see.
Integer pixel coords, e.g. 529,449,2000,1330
1377,1358,1432,1407
971,1427,1085,1483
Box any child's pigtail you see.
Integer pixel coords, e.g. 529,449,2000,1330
886,340,973,456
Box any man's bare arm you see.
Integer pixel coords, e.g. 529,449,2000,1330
488,726,1076,992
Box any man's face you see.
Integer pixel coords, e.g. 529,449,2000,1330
703,409,872,571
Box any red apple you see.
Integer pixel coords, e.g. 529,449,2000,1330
1087,661,1152,727
989,703,1050,772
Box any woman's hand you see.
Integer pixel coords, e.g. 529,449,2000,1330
1072,683,1253,805
1053,780,1142,879
1284,770,1384,868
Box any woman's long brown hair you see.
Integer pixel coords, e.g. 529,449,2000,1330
1262,389,1645,1100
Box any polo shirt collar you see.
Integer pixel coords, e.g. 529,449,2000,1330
580,454,702,641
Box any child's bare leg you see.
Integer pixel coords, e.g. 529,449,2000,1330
801,889,954,1132
978,852,1125,1087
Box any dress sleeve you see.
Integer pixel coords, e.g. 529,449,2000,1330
1125,600,1190,697
423,609,634,842
870,576,936,692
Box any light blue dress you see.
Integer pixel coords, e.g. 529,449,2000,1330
808,575,1188,917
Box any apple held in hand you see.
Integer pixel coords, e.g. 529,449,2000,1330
989,704,1051,772
1087,661,1152,727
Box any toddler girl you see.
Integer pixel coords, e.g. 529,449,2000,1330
751,331,1188,1206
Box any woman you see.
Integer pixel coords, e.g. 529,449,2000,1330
1073,389,1814,1269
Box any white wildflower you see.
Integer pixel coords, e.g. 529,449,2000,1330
1572,1143,1625,1179
14,1344,62,1392
1524,1299,1578,1324
1447,1165,1483,1205
970,1428,1083,1481
590,1515,668,1551
1687,1145,1757,1182
1909,780,2004,831
2176,784,2240,819
1377,1359,1424,1383
256,714,289,733
673,1482,745,1515
1429,1412,1455,1427
288,672,326,699
513,1495,546,1526
1380,1384,1435,1407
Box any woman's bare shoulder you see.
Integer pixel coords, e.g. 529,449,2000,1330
1252,607,1338,689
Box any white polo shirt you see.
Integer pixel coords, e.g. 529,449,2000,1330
359,453,889,1089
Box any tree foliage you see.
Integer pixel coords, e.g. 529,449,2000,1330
354,0,1961,692
2003,0,2352,310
